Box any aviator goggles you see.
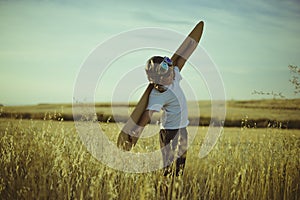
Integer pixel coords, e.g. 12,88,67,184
156,56,173,75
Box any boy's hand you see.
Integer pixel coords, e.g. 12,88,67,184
132,126,144,137
131,110,154,137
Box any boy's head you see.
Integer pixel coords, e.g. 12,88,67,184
145,56,174,86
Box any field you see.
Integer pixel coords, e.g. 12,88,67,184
1,121,300,199
1,99,300,128
0,100,300,199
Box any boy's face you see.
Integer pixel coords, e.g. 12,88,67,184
159,67,174,85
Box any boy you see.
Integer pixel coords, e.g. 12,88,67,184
133,56,189,176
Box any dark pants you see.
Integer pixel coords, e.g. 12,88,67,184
159,128,188,176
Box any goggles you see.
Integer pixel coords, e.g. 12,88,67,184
156,56,173,75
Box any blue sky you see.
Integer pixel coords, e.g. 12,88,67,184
1,0,300,105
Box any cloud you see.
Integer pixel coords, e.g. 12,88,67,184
1,0,300,104
132,10,193,26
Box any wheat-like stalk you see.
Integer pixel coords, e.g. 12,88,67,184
0,119,299,199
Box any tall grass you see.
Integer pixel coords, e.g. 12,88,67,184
0,119,299,199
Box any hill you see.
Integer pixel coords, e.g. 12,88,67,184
0,99,299,129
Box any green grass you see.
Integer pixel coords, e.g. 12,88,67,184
0,119,299,199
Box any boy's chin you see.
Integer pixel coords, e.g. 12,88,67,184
161,81,173,86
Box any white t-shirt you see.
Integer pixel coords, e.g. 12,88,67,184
146,66,189,129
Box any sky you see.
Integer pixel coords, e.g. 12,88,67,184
1,0,300,105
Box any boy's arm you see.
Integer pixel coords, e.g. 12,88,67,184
138,110,155,126
132,110,155,136
171,21,204,71
171,38,197,72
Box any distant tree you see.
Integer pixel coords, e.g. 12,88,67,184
288,65,300,95
252,90,285,99
252,65,300,98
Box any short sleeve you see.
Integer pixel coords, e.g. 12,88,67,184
174,66,182,81
146,90,165,112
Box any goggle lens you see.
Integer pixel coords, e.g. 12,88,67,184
157,57,172,75
160,62,169,73
163,57,173,65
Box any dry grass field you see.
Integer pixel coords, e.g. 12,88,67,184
0,116,299,199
